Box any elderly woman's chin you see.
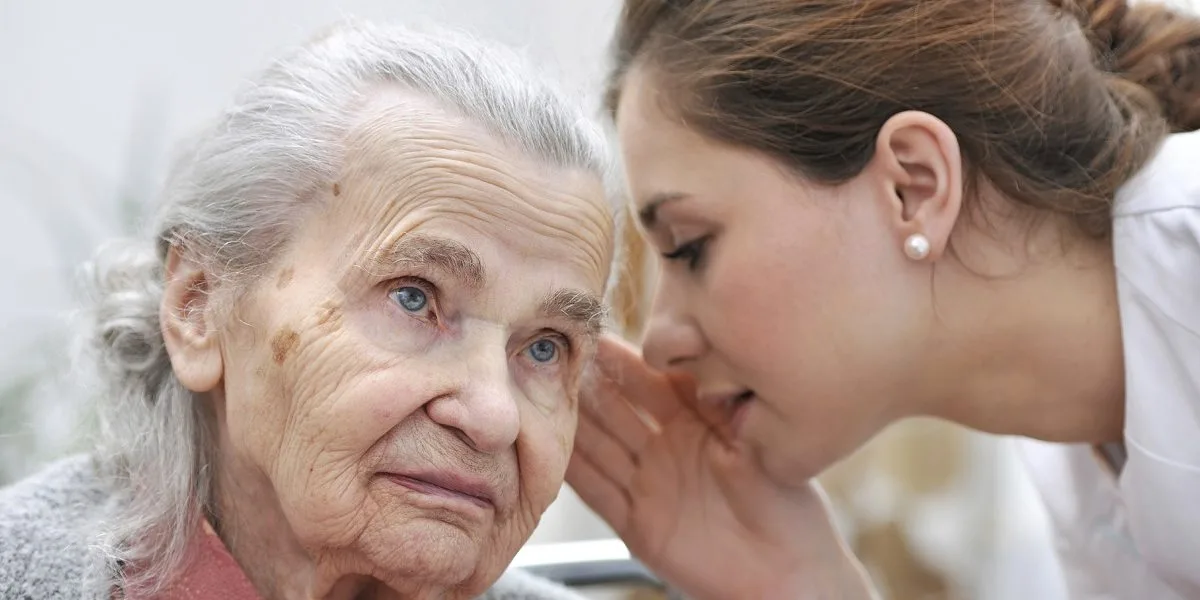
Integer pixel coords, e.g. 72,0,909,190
336,490,519,594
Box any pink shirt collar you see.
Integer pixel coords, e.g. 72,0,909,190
122,520,263,600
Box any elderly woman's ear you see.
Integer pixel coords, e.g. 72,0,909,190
160,245,224,393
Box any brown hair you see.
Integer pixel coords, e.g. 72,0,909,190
607,0,1200,240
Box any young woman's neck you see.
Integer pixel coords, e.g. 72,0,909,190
920,228,1126,444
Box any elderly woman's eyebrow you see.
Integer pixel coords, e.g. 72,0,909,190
539,289,607,338
361,233,486,287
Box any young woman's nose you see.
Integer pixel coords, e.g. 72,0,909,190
641,286,706,371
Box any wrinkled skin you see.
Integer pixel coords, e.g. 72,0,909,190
161,91,614,600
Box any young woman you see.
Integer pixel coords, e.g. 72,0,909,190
567,0,1200,598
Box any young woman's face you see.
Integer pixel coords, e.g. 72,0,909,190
616,67,949,484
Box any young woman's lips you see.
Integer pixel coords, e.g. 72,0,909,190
698,389,757,438
728,391,755,437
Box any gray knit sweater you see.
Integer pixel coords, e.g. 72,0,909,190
0,455,583,599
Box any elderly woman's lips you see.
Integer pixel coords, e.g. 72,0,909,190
383,472,495,510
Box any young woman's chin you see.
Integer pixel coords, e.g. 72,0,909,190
744,416,834,487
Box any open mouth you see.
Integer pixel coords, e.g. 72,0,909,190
699,389,756,437
727,390,755,434
732,390,755,406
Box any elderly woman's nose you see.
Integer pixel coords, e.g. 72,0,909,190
642,290,705,371
425,350,521,454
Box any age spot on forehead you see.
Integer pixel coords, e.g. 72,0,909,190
271,327,300,364
332,181,341,197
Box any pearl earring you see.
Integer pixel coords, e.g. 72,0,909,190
903,233,931,260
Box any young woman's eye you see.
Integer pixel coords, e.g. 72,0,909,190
526,337,564,365
662,235,711,271
388,281,437,322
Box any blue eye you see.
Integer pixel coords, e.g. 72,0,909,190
527,339,558,363
390,286,428,312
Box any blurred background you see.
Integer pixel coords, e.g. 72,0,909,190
2,1,1194,598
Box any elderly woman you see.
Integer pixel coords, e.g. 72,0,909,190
0,20,615,600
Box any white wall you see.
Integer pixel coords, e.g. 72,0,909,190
0,0,619,319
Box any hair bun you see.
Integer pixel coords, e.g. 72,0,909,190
1052,0,1200,132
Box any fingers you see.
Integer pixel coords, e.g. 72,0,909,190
580,379,657,455
569,406,647,535
590,334,691,424
574,411,639,490
565,451,629,533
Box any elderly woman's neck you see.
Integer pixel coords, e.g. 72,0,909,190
210,420,378,600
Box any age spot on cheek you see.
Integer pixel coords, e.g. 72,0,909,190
271,327,300,364
276,267,295,289
315,300,342,329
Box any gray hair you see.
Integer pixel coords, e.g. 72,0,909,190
80,19,614,594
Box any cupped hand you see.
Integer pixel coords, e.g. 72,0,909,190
566,334,873,600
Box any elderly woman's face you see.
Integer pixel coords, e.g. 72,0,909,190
189,96,612,596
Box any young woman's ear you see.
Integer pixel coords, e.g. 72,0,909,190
869,110,964,262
